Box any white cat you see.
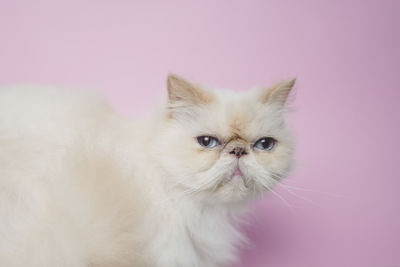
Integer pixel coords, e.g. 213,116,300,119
0,74,295,267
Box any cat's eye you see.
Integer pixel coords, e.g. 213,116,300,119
197,136,220,148
254,137,276,151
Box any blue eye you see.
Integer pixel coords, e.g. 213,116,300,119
254,137,276,151
197,136,220,148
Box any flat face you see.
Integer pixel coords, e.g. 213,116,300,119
156,79,294,204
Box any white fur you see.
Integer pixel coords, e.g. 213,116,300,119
0,76,295,267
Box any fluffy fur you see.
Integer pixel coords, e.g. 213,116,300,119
0,74,295,267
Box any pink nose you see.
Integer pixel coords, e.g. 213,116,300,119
229,147,247,158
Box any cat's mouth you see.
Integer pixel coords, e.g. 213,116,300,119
207,165,253,203
233,168,242,176
221,167,247,186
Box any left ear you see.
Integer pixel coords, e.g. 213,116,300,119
167,74,214,106
259,78,296,106
166,74,214,120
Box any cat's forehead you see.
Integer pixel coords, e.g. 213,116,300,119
225,101,253,138
167,75,293,142
199,90,278,141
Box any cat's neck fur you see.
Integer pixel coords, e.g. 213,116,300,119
145,193,245,267
137,167,246,267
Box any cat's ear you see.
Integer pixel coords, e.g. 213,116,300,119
167,74,214,106
259,78,296,106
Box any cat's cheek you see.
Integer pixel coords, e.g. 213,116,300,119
253,144,293,176
192,149,220,171
172,143,219,172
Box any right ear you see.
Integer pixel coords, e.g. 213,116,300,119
167,74,214,106
258,78,296,106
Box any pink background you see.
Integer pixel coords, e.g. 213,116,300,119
1,1,399,266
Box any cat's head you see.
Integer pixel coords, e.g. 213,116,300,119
152,74,295,205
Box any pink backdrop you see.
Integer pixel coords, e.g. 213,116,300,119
1,1,399,266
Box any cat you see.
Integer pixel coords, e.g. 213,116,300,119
0,74,295,267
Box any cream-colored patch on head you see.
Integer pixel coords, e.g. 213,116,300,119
227,108,251,142
152,74,296,205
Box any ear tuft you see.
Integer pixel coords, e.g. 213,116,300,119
167,74,213,105
261,78,296,105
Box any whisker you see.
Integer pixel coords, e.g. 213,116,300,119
278,182,348,199
152,182,206,207
277,183,322,208
268,188,297,214
269,170,348,199
258,179,300,213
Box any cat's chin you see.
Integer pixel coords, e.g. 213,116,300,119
201,173,258,206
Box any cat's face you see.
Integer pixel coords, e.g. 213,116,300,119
153,74,295,205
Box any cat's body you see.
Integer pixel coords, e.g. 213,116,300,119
0,75,295,267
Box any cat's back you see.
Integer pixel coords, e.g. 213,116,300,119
0,85,146,266
0,85,113,142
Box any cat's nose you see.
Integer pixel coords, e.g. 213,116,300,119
229,147,247,158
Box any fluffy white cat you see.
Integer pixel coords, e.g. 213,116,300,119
0,74,295,267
